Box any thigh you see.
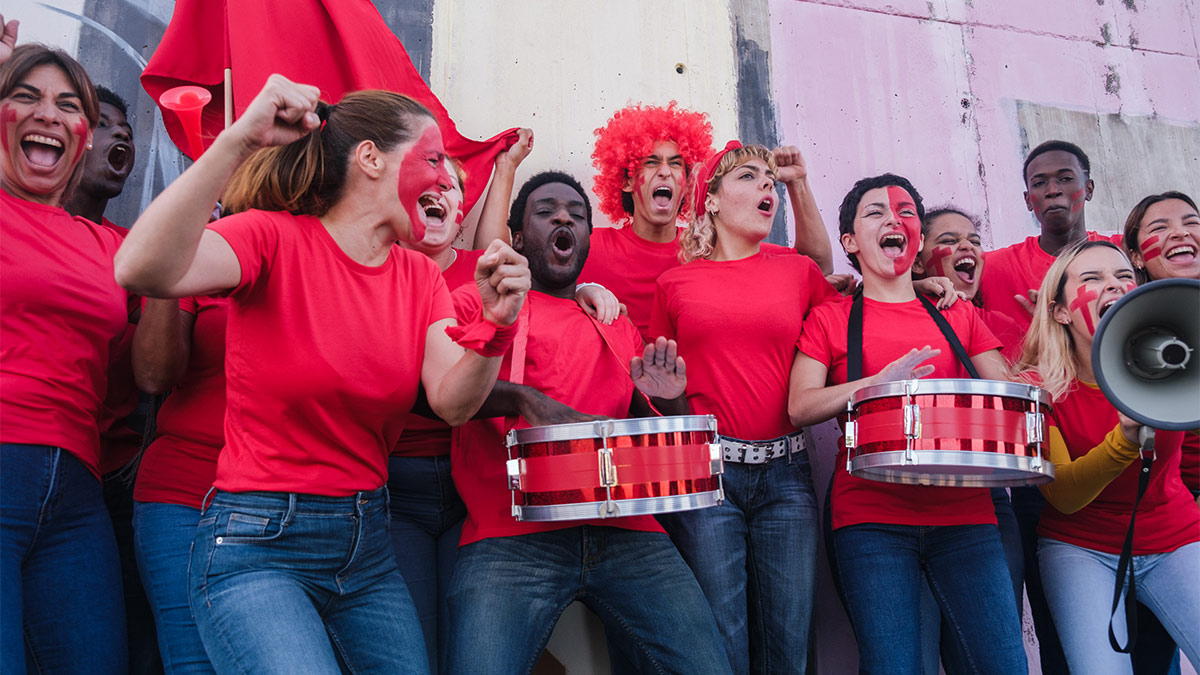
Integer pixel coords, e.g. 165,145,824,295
20,449,128,674
924,525,1026,675
1140,542,1200,668
134,501,213,673
745,456,818,675
1038,538,1132,675
446,533,578,675
991,488,1025,605
832,524,925,673
585,529,732,675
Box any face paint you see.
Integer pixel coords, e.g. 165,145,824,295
1069,188,1086,213
71,117,89,166
1140,234,1162,262
886,185,921,275
0,105,14,153
1124,281,1137,293
396,123,451,242
1068,283,1100,335
927,245,953,277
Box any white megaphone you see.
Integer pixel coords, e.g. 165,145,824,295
1092,278,1200,432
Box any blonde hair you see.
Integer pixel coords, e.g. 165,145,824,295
680,145,777,262
1014,240,1130,400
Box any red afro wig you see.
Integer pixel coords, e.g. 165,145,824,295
591,103,714,225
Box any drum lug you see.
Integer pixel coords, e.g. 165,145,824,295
506,458,524,490
843,419,858,451
708,443,725,475
1026,411,1045,470
903,403,921,440
511,504,524,521
598,447,618,488
505,429,518,449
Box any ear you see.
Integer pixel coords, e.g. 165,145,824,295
512,231,524,253
912,255,926,276
704,193,719,216
1084,178,1095,201
1023,191,1034,213
840,231,860,256
353,140,386,179
1130,248,1145,269
622,172,634,193
1050,300,1072,326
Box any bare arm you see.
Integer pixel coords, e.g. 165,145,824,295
471,128,533,249
114,75,321,298
132,299,196,394
474,380,605,425
789,347,940,428
774,146,833,274
971,349,1012,381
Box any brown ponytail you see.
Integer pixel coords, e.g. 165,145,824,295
222,91,434,216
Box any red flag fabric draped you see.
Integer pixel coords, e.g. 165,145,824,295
142,0,516,212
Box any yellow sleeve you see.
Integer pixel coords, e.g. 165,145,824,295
1038,424,1142,514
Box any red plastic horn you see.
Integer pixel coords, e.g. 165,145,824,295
159,85,213,159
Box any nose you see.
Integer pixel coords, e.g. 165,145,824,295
31,98,62,124
113,127,132,143
551,206,573,226
1103,272,1125,294
655,162,672,178
434,162,453,192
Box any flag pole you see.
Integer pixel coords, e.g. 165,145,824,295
224,68,233,129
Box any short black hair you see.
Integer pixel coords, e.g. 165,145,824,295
1023,140,1090,183
837,173,925,272
507,170,593,233
94,85,128,118
922,206,980,237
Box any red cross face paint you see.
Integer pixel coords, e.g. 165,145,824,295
916,211,984,299
1068,283,1100,335
0,105,15,153
1059,246,1138,340
0,65,92,205
396,122,452,243
886,185,921,276
927,246,953,277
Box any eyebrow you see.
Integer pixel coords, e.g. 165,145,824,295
533,197,584,209
861,201,888,211
738,165,777,179
13,82,82,102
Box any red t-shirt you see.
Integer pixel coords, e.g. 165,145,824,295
134,296,230,508
392,247,483,458
1182,435,1199,493
979,305,1025,363
580,225,685,343
93,218,144,475
1038,381,1197,555
650,249,837,441
209,210,454,495
451,289,663,546
797,295,1003,529
1,190,129,477
979,232,1120,338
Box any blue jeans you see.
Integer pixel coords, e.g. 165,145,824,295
386,454,464,674
658,451,818,675
832,523,1027,674
0,444,127,673
446,526,731,674
134,501,214,673
1039,538,1200,674
188,488,427,674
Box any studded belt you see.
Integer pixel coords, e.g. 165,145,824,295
719,431,806,465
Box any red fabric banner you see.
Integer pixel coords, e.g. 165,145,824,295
142,0,516,212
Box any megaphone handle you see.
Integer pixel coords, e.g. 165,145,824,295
1137,426,1156,459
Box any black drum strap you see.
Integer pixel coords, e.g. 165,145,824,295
846,290,979,382
1109,446,1156,653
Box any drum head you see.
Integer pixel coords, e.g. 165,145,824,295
851,378,1045,407
508,414,717,446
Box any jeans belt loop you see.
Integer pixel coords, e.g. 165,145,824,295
283,493,298,526
200,486,218,515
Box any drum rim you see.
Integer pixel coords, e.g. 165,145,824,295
849,449,1056,487
850,378,1046,405
513,489,724,522
508,414,717,445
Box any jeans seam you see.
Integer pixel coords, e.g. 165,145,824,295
583,593,667,675
925,571,982,673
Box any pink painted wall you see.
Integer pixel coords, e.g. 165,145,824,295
769,0,1200,273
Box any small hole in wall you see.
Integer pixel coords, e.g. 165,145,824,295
675,63,686,74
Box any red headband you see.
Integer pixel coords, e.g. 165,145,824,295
692,140,743,220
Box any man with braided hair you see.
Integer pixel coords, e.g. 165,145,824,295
583,103,836,343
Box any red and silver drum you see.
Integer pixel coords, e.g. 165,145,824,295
504,415,724,521
844,378,1054,487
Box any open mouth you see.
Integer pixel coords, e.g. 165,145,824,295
1098,297,1120,319
550,227,575,261
952,255,977,284
20,134,64,168
880,232,907,259
107,143,132,174
1164,244,1197,264
651,185,674,208
418,195,446,224
757,196,774,214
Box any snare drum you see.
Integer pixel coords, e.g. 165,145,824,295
504,415,724,521
844,378,1054,487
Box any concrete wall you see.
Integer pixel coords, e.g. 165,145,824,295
8,1,1198,672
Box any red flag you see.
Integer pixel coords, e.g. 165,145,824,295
142,0,516,212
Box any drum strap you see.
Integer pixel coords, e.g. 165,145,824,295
583,314,663,417
846,289,980,382
1109,445,1156,654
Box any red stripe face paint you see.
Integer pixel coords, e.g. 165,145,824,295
1124,281,1137,293
1140,234,1162,262
70,117,89,166
0,105,14,153
886,186,922,275
397,123,452,242
927,245,953,277
1069,283,1100,335
1069,188,1085,213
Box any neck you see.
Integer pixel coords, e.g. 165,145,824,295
530,278,576,300
63,191,107,225
321,200,398,267
710,218,761,261
1038,221,1087,256
629,212,679,243
1073,340,1096,384
401,241,456,271
861,269,917,302
2,182,65,209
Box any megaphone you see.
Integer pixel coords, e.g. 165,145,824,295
159,86,212,160
1092,278,1200,431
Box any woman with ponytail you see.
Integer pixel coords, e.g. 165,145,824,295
114,74,530,672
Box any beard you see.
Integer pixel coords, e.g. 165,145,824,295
523,238,589,292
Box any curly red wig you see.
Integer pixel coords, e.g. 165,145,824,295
591,103,714,225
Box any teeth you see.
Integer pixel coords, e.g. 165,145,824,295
881,234,905,246
418,195,445,219
758,198,772,210
1166,245,1196,258
23,134,62,148
953,257,976,272
653,187,672,198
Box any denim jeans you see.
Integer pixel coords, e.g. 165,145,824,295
134,501,214,673
104,472,163,675
446,526,731,674
386,454,465,674
0,444,127,673
832,522,1027,674
188,488,427,674
1039,538,1200,674
658,450,818,675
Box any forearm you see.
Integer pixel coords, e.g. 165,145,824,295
789,379,868,428
1038,425,1141,514
787,179,834,274
472,162,517,248
115,131,253,295
132,300,193,394
426,350,504,426
631,392,689,418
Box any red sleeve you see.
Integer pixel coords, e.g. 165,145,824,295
427,269,455,327
961,301,1003,356
805,256,840,308
648,280,675,341
798,302,838,368
207,210,282,296
450,282,483,324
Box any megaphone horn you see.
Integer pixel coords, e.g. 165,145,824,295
159,86,213,160
1092,278,1200,431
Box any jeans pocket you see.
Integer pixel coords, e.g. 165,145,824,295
214,510,286,544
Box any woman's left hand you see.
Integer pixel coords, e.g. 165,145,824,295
575,283,621,324
914,276,965,309
475,239,530,326
631,337,686,399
